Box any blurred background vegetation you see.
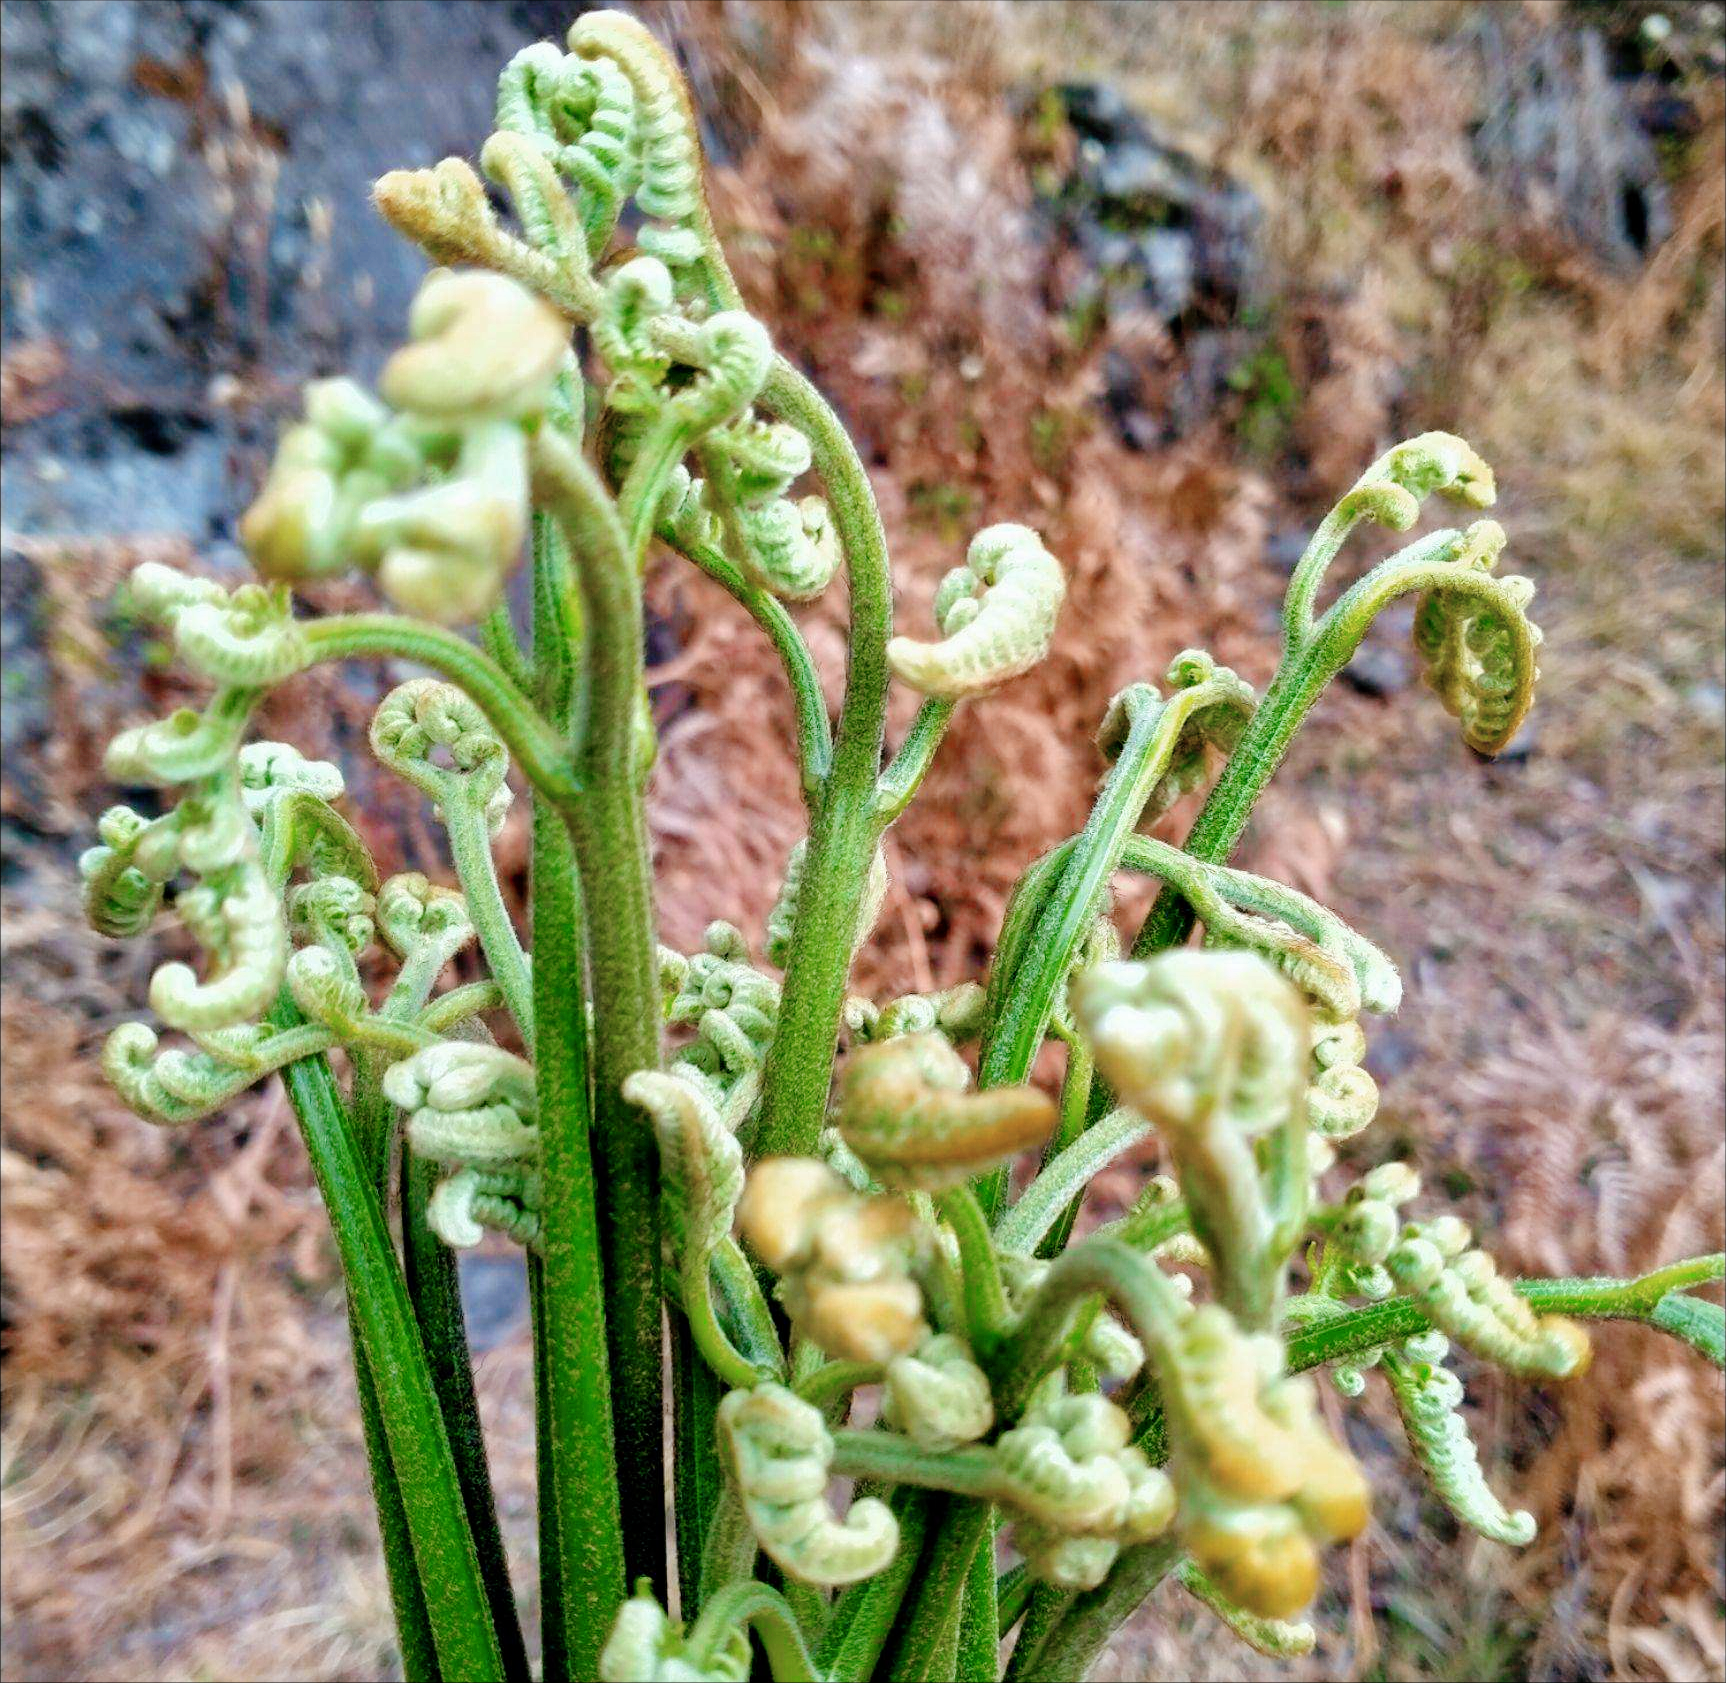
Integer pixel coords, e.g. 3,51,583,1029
2,2,1721,1678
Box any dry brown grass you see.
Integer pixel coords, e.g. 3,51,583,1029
2,2,1721,1678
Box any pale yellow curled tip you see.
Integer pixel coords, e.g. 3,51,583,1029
736,1156,930,1362
373,158,501,269
1383,431,1497,509
380,268,568,421
886,523,1066,699
837,1032,1056,1190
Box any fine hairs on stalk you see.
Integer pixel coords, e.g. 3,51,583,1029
78,10,1725,1683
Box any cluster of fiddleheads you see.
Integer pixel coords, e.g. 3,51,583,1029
79,12,1722,1683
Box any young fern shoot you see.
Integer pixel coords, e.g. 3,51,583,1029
81,11,1724,1683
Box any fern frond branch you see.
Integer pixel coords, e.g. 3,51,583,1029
302,616,577,810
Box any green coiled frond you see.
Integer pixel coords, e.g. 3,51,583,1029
718,1384,900,1586
1382,1333,1537,1546
887,524,1066,699
881,1333,995,1451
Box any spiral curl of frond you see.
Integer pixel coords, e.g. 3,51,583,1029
1387,1223,1589,1378
102,1017,333,1126
623,1068,744,1277
568,12,703,234
370,677,514,835
244,271,566,622
597,1583,749,1683
1116,837,1396,1142
382,267,569,421
151,829,289,1033
378,872,476,964
495,45,639,254
846,980,989,1045
717,1384,900,1586
1072,952,1309,1325
237,742,345,813
887,524,1066,699
171,584,309,688
737,1157,929,1363
1101,653,1258,824
1158,1304,1370,1619
664,924,780,1109
384,1041,540,1169
1409,519,1542,755
79,806,174,938
881,1333,995,1451
997,1393,1177,1590
240,377,425,584
287,874,377,956
427,1164,544,1252
1383,1334,1536,1546
836,1032,1056,1191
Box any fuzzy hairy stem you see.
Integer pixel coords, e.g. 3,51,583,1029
740,357,895,1161
272,1003,506,1681
532,429,667,1598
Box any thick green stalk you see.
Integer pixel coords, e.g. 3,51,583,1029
273,1007,505,1682
1006,1538,1182,1682
955,1515,1001,1682
351,1336,441,1683
938,1185,1013,1360
1284,1256,1726,1376
533,433,667,1597
1001,1584,1069,1681
1035,1035,1096,1260
977,681,1240,1217
401,1150,531,1682
816,1489,936,1681
672,1316,727,1618
749,358,895,1161
530,799,627,1673
877,1498,995,1683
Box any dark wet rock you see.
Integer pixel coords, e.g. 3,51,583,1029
1020,80,1262,446
1469,15,1674,269
1050,80,1262,328
2,1,587,541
